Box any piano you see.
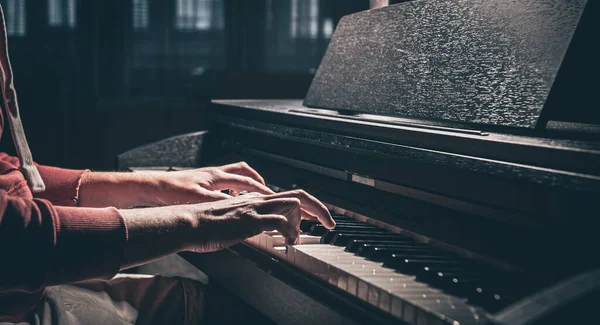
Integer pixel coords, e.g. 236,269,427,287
118,1,600,324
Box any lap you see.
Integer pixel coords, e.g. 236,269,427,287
2,273,205,325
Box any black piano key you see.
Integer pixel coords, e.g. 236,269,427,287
416,269,483,290
381,253,459,269
301,218,368,231
309,224,378,236
331,214,352,221
345,239,418,253
457,275,528,311
330,233,412,246
367,247,448,262
302,220,368,232
387,257,465,274
355,243,433,257
325,231,402,245
468,289,518,312
300,220,319,232
330,221,376,227
310,223,385,236
320,228,390,243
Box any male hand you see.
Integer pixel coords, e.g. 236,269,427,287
183,190,335,251
153,162,272,203
121,190,336,269
79,161,325,223
81,162,271,206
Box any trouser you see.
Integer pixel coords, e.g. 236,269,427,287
2,255,207,325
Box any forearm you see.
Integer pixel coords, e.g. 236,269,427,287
120,205,194,270
79,171,165,208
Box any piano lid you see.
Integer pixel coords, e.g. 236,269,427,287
304,0,589,129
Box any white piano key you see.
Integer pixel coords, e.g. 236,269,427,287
337,270,348,291
270,234,321,246
328,265,339,286
403,302,418,324
273,246,287,254
250,233,489,325
367,283,380,306
379,290,392,314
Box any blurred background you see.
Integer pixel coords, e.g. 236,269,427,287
0,0,372,170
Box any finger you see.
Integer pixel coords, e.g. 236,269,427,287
216,173,275,195
255,198,302,226
266,190,335,229
259,214,300,245
301,209,319,222
219,162,266,185
200,191,232,202
256,198,302,245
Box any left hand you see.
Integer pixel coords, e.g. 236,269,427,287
152,162,274,204
79,162,323,222
148,162,323,221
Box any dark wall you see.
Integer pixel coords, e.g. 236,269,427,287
0,0,369,171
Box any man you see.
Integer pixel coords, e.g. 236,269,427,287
0,5,334,325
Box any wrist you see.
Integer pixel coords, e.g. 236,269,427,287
80,171,161,208
120,204,197,268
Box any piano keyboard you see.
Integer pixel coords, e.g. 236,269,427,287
245,213,535,325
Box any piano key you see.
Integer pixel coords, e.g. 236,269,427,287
309,224,385,236
368,248,452,264
354,242,430,252
330,233,416,246
356,245,440,260
270,234,322,246
345,238,419,253
321,229,391,244
385,257,465,274
301,219,369,232
331,214,353,221
322,230,395,244
249,223,506,324
300,219,319,232
291,244,488,324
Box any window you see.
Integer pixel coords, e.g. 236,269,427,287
124,0,226,96
290,0,319,39
0,0,26,37
132,0,149,30
48,0,76,28
175,0,223,31
322,17,334,39
265,0,334,73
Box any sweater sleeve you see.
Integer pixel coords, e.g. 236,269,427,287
33,164,89,207
0,192,127,294
0,154,88,207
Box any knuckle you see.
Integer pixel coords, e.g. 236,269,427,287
289,189,306,197
239,206,257,218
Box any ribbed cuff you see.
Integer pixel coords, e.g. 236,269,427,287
34,165,88,206
45,205,128,284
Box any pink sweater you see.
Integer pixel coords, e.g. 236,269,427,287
0,150,127,320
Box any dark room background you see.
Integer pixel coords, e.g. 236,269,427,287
0,0,369,170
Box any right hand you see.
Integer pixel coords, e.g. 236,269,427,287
182,190,335,252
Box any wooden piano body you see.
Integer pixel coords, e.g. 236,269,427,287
118,1,600,324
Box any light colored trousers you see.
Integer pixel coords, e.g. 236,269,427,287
2,255,208,325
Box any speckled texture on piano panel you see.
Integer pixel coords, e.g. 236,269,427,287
305,0,587,128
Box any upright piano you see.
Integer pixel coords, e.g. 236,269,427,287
118,1,600,324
